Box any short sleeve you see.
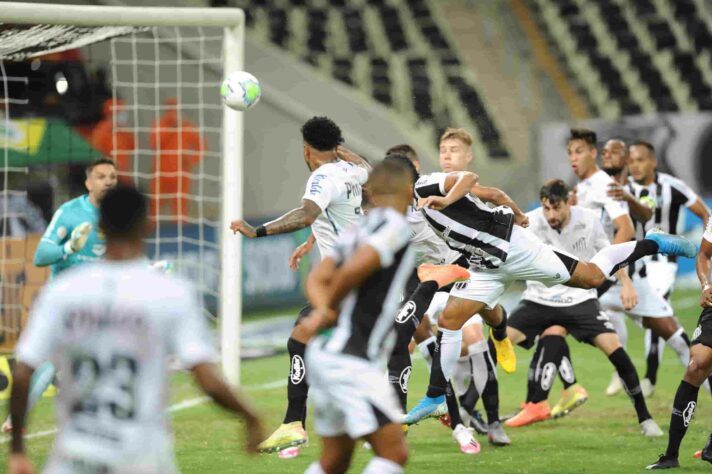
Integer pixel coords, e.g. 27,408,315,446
15,285,62,368
704,217,712,244
170,284,218,368
363,214,410,267
302,172,339,211
414,173,448,199
602,198,629,222
355,165,369,185
670,177,698,207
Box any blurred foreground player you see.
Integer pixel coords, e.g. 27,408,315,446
3,158,118,434
230,116,370,457
301,160,416,474
646,217,712,469
8,186,262,474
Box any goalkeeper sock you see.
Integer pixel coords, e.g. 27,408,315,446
283,337,309,425
27,361,56,410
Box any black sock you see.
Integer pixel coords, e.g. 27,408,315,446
530,335,566,403
427,332,447,398
558,339,577,390
388,341,412,412
399,281,439,326
459,380,480,413
666,380,700,459
608,347,651,423
610,240,659,274
526,339,544,402
490,307,508,341
284,337,309,425
482,352,500,424
446,382,463,429
645,331,661,386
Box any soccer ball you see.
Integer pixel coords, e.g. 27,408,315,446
221,71,261,111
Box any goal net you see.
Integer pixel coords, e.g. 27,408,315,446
0,3,245,384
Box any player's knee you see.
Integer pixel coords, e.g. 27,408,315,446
390,442,409,466
685,356,711,386
321,451,353,474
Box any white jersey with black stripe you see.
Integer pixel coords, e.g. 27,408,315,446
321,207,414,366
407,202,462,266
302,160,369,259
627,172,699,237
413,172,514,270
575,169,629,240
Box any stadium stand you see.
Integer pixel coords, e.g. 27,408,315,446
528,0,712,116
230,0,511,159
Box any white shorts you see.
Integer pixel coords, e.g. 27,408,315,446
425,291,483,327
449,226,575,309
306,342,402,439
599,276,673,318
44,440,178,474
643,256,677,299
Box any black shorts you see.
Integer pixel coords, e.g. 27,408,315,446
508,299,615,349
691,307,712,349
294,304,313,326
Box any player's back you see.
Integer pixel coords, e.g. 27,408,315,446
17,259,215,470
304,160,368,257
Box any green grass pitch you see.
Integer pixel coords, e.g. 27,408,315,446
3,289,712,472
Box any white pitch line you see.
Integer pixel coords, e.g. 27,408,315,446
0,378,286,445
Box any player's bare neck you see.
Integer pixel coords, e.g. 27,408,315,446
641,174,655,186
581,165,598,181
105,242,144,261
88,194,100,208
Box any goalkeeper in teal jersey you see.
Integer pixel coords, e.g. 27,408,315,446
2,158,117,434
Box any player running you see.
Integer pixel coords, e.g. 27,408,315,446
301,160,423,474
646,216,712,469
502,180,662,436
3,158,118,434
8,186,262,474
622,140,710,396
230,116,369,457
403,163,696,424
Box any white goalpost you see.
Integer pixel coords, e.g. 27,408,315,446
0,2,245,385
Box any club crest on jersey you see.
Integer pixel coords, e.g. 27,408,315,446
683,401,696,427
693,325,702,341
290,355,305,384
399,366,412,393
396,301,416,324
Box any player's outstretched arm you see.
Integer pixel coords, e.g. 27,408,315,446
698,237,712,308
611,214,635,244
417,171,478,211
8,362,34,474
289,233,316,271
191,363,263,454
689,198,711,226
230,199,321,238
472,185,529,227
607,183,654,223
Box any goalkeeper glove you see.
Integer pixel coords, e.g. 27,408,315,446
63,222,93,254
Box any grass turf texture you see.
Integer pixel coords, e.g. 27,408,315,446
3,288,712,473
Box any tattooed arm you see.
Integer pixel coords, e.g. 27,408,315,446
230,199,322,238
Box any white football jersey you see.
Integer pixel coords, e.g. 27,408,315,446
523,206,610,306
407,203,461,266
704,217,712,244
302,160,368,258
16,259,216,469
576,169,629,239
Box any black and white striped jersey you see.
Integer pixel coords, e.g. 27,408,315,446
413,172,514,269
321,207,415,365
627,172,699,237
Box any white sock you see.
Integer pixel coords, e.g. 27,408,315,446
590,241,637,277
468,340,489,394
362,456,403,474
607,310,628,347
418,336,436,368
644,329,666,366
665,327,690,366
439,328,463,382
453,358,470,395
305,462,327,474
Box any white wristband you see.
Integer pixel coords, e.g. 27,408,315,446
63,240,75,255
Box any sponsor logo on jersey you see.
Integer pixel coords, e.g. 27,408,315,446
399,366,412,393
309,174,327,195
290,355,305,384
396,301,416,324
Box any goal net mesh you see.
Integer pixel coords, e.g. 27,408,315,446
0,23,227,350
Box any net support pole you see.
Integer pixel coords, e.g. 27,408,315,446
220,24,244,387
